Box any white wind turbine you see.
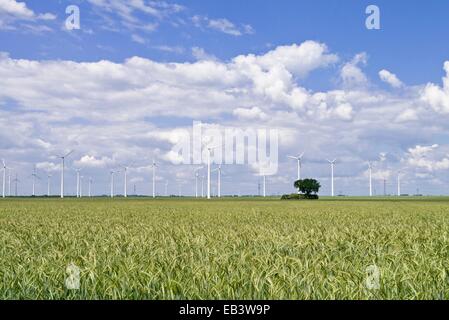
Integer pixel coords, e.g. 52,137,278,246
288,152,305,181
151,160,157,198
262,175,266,197
109,169,119,198
31,166,40,197
88,177,93,197
368,162,373,197
8,168,11,197
58,150,74,198
47,173,52,197
206,146,215,199
212,165,223,198
201,175,205,198
194,167,203,198
397,171,402,197
75,168,82,198
2,159,7,198
327,159,337,197
120,164,132,198
79,175,84,198
12,173,19,197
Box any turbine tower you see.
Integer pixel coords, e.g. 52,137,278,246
2,159,6,198
201,175,204,198
397,171,401,196
31,166,40,197
212,165,222,198
7,169,11,197
327,159,337,197
263,175,266,198
88,177,93,197
368,162,373,197
120,165,130,198
58,150,74,198
12,173,19,197
47,173,52,197
75,168,82,198
110,170,116,198
194,167,203,198
206,147,215,199
288,152,305,181
151,160,157,198
79,175,83,198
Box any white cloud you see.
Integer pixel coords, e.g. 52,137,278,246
233,107,267,121
340,53,368,87
421,61,449,114
191,47,217,61
395,108,418,122
0,0,56,30
379,69,403,88
74,155,114,168
405,144,449,171
2,42,449,195
192,15,254,36
131,34,146,44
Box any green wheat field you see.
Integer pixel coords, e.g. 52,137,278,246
1,197,449,300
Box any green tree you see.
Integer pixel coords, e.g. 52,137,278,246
294,179,321,196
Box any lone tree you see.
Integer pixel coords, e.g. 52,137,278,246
294,179,321,196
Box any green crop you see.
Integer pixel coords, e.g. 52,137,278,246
1,197,449,300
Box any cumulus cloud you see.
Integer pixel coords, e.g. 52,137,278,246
421,61,449,114
233,107,267,121
74,155,114,168
340,53,368,87
405,144,449,171
379,69,403,88
2,41,449,195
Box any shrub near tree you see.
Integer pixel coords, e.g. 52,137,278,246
281,179,321,200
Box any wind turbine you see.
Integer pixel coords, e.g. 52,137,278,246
194,167,203,198
109,169,116,198
368,162,373,197
47,173,52,197
206,147,215,199
58,150,74,198
151,160,157,198
2,159,7,198
288,152,305,181
8,168,11,197
31,166,40,197
263,175,266,197
88,177,93,197
12,173,19,196
327,159,337,197
79,175,83,198
397,171,401,197
212,165,222,198
75,168,82,198
120,164,131,198
201,175,204,198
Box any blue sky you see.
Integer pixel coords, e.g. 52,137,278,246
1,0,449,196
